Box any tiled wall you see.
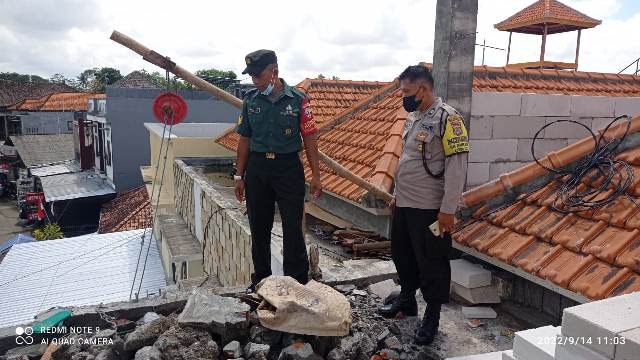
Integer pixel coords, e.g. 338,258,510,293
174,160,253,286
467,93,640,187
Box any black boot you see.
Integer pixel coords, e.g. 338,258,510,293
414,303,441,345
377,291,418,318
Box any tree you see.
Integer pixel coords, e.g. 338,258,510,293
0,72,49,82
76,68,97,91
93,67,123,92
33,223,64,241
316,74,326,80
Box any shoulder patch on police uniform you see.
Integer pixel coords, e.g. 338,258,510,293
442,114,469,156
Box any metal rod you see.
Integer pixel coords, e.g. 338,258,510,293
506,32,512,65
575,29,582,69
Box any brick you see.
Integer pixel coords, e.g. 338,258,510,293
472,92,522,116
543,117,593,139
469,139,518,162
517,139,568,162
513,325,560,360
492,116,546,139
489,162,527,180
445,351,506,360
522,94,571,116
571,96,615,117
467,162,490,186
450,259,492,288
450,282,500,304
555,341,608,360
461,306,497,319
561,292,640,358
614,327,640,360
615,97,640,117
470,116,493,139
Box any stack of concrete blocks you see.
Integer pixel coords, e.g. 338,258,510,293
450,258,500,304
467,93,640,188
173,160,253,286
446,292,640,360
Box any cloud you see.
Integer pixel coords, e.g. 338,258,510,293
0,0,638,84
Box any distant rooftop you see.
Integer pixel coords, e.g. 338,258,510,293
11,134,75,168
0,80,75,108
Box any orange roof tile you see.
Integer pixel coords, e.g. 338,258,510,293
9,92,105,111
98,186,152,234
495,0,601,35
455,117,640,300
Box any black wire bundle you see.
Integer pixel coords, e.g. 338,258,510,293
531,115,638,213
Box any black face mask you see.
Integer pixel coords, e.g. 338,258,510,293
402,94,421,112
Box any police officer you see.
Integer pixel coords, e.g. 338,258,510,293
378,65,468,345
234,49,323,293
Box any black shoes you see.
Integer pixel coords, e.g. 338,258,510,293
377,292,418,318
246,282,257,294
414,303,441,345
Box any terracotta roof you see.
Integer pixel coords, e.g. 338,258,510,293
495,0,601,35
9,92,105,111
0,81,75,107
455,118,640,301
112,71,159,89
98,186,152,234
215,79,389,151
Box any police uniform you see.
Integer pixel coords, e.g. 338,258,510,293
236,50,318,286
392,97,468,304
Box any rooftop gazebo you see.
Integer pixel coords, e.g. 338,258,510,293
495,0,601,70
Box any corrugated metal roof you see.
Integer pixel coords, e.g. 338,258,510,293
40,171,115,202
30,161,81,178
0,229,166,328
0,234,34,255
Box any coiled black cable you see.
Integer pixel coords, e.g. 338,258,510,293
531,115,638,213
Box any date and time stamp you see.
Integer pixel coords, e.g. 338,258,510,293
536,335,627,346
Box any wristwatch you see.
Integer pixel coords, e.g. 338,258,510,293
233,175,244,181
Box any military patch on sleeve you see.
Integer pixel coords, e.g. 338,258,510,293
237,115,243,125
442,114,469,156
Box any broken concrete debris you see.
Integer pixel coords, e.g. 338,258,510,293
244,342,270,359
461,307,497,319
450,259,500,305
278,342,323,360
223,340,244,358
367,279,400,300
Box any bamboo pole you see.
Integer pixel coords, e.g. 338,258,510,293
109,30,394,203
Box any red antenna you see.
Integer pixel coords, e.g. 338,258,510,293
152,92,188,125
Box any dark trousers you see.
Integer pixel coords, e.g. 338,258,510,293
391,207,452,304
245,152,309,285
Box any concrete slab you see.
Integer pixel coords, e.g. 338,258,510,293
542,117,592,139
492,116,546,139
561,292,640,358
322,259,397,287
467,162,490,186
471,92,522,116
451,282,501,304
556,341,608,360
445,350,506,360
470,116,493,140
501,350,515,360
513,325,560,360
451,259,492,288
367,279,400,300
521,94,571,117
462,307,497,319
615,97,640,117
469,139,518,162
615,327,640,360
571,96,615,117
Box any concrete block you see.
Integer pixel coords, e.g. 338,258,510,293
472,92,523,116
591,117,617,131
492,116,546,139
615,97,640,117
571,96,615,117
567,138,584,145
467,162,490,186
615,327,640,360
521,94,571,117
469,139,518,162
561,292,640,358
489,162,527,181
542,117,592,139
461,306,497,319
501,350,516,360
451,281,501,304
470,116,493,139
513,325,560,360
556,340,608,360
450,259,492,288
367,279,400,300
445,350,506,360
517,139,568,162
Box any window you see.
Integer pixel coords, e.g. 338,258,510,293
67,121,73,131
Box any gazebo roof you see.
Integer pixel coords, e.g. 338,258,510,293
495,0,601,35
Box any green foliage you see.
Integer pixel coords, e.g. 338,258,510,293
93,67,123,92
0,72,50,83
33,223,64,241
141,67,237,93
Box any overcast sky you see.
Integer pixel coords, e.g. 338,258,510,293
1,0,639,85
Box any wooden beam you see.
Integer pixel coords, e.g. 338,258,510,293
506,32,512,65
540,23,548,61
575,29,582,69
